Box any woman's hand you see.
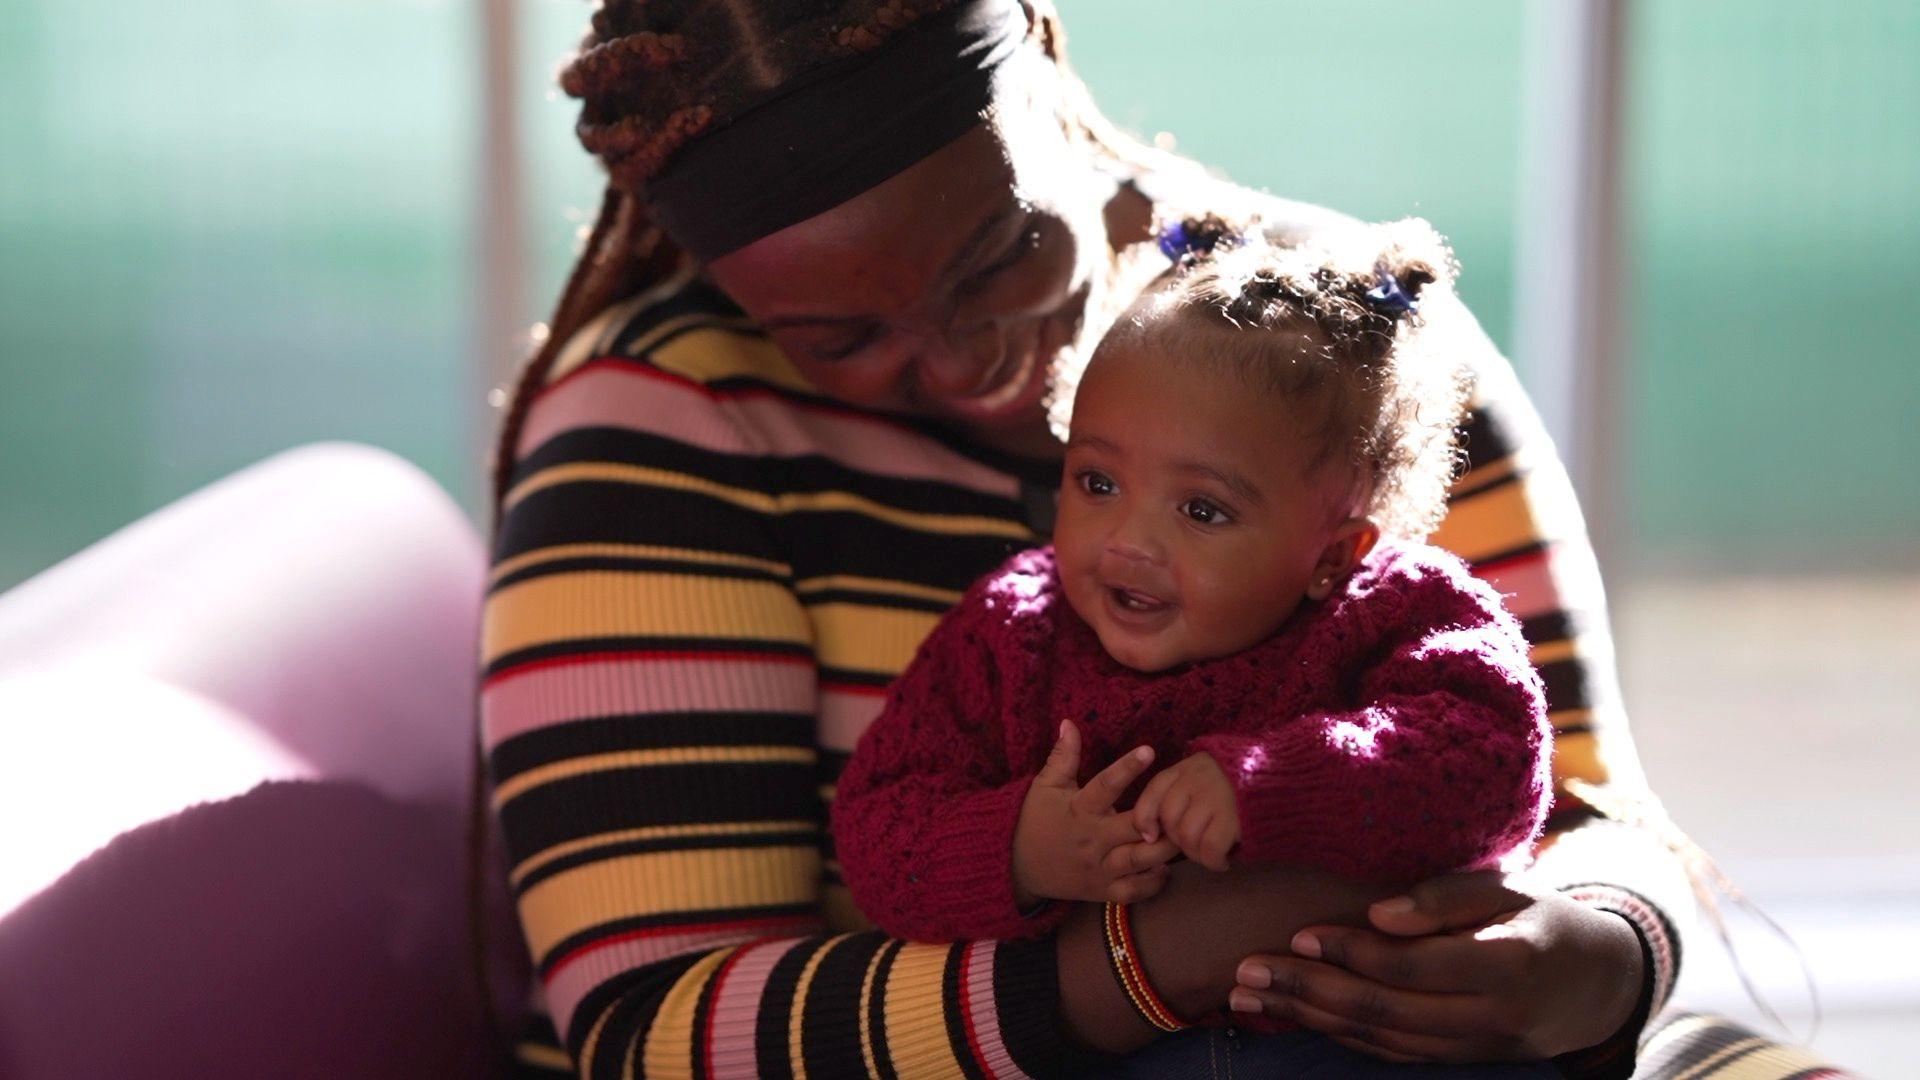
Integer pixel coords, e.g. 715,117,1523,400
1012,720,1180,907
1227,871,1644,1064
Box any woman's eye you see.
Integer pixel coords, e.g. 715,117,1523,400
810,327,879,362
1078,470,1116,497
1181,498,1230,525
968,223,1043,287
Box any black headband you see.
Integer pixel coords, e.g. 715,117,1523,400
645,0,1027,262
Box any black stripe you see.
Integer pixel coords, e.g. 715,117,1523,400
941,943,992,1080
1543,802,1600,833
798,587,956,616
1554,722,1594,738
497,478,780,566
537,904,816,980
515,425,1027,522
1469,538,1551,571
501,761,823,860
817,747,853,785
517,828,821,895
485,635,813,681
602,279,746,355
1519,609,1587,649
491,711,815,783
819,666,898,690
754,938,820,1080
800,933,889,1080
866,940,902,1080
1458,404,1520,475
1536,656,1596,715
1447,464,1526,504
561,951,705,1069
492,553,790,595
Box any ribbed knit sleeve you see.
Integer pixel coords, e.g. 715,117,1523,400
482,285,1086,1079
832,581,1068,944
1190,554,1551,882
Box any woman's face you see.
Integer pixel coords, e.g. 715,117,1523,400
706,100,1113,439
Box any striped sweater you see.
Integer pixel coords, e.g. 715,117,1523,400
481,267,1681,1079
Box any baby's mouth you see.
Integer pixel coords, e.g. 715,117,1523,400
1109,585,1172,613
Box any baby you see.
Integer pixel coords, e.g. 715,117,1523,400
832,216,1551,996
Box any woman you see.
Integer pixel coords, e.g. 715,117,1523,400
480,2,1771,1077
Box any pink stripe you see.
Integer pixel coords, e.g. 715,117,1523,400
482,656,815,747
1474,549,1573,622
522,363,1021,500
705,938,809,1080
818,688,886,754
963,940,1031,1080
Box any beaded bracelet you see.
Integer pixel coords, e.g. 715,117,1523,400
1102,901,1193,1033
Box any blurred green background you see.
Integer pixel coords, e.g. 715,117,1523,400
3,0,1916,589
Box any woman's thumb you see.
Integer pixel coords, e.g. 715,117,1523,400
1368,871,1530,935
1036,719,1081,788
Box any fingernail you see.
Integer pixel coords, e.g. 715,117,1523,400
1134,746,1153,762
1058,719,1069,739
1290,932,1321,959
1235,961,1271,989
1374,895,1416,916
1228,989,1261,1013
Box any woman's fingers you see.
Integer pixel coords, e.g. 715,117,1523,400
1365,870,1530,936
1104,865,1169,904
1228,983,1508,1063
1035,719,1082,790
1284,925,1519,994
1231,955,1504,1040
1072,744,1154,814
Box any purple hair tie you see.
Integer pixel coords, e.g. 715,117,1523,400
1365,266,1420,316
1157,217,1240,265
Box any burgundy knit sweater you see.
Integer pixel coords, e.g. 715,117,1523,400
831,542,1551,945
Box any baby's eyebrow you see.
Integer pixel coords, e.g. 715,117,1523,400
1176,460,1266,507
1065,433,1124,457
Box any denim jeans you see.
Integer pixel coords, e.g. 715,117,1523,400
1089,1027,1562,1079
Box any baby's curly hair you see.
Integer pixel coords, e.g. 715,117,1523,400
1116,216,1470,540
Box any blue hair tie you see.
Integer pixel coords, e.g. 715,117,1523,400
1157,217,1240,265
1365,266,1419,316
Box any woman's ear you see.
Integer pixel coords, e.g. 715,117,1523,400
1305,518,1381,601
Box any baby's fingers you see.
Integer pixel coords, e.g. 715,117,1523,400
1131,769,1178,842
1104,866,1169,905
1034,719,1083,791
1104,837,1180,875
1073,745,1155,815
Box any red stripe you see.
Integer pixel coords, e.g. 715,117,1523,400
818,680,890,698
1470,545,1552,577
543,913,817,983
539,355,926,438
485,648,811,689
955,944,996,1080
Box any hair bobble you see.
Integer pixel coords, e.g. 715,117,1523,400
1157,214,1242,266
1364,265,1420,316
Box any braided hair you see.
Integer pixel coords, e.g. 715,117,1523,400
489,0,1159,517
1117,217,1470,540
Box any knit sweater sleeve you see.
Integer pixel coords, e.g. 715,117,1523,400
832,568,1067,944
1189,551,1552,883
483,299,1083,1079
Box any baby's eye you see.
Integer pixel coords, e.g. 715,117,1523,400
1077,470,1116,497
1181,498,1231,525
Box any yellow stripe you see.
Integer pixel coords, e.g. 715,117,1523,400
880,943,969,1080
1448,453,1520,500
1429,472,1581,565
788,935,855,1078
1528,638,1580,667
575,1000,618,1079
494,745,816,808
490,542,791,587
1549,728,1606,787
648,325,816,394
483,570,810,666
640,945,740,1080
793,573,965,607
504,461,1033,540
809,602,943,679
857,941,895,1079
1639,1014,1717,1065
544,266,700,384
1670,1037,1771,1080
514,1041,572,1071
519,845,821,963
511,819,821,889
1705,1043,1831,1078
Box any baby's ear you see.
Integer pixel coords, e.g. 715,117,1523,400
1305,518,1381,601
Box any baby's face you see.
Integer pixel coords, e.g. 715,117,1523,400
1055,337,1353,673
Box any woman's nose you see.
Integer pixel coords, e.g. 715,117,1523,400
915,322,1003,398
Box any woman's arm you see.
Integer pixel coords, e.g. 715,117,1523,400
485,320,1090,1077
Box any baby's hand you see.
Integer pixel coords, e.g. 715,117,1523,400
1013,720,1182,906
1132,753,1241,872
